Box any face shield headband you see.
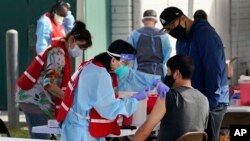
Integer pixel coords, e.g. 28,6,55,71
107,51,135,61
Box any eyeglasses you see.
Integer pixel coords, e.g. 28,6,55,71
162,17,181,33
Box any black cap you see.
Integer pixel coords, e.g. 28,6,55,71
143,9,157,21
159,7,183,28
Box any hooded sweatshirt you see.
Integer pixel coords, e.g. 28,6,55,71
176,19,229,110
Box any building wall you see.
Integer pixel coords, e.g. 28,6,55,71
84,0,111,60
75,0,111,68
110,0,250,84
0,0,27,109
230,0,250,83
111,0,132,41
133,0,168,29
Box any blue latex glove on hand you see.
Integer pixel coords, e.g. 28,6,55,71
132,87,150,101
153,79,170,99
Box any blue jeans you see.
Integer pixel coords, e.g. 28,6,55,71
24,112,50,139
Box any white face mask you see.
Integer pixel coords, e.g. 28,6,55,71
68,45,83,57
54,13,64,25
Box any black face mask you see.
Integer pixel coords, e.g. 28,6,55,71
164,75,175,88
169,24,186,40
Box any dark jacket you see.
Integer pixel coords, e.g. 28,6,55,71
176,19,229,110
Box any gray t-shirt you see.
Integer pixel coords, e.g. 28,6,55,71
157,86,209,141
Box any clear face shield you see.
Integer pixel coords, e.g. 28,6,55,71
119,54,135,67
107,51,135,67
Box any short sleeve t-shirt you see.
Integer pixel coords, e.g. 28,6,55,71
157,86,209,141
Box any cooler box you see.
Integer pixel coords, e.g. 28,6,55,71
239,76,250,105
118,91,147,126
132,99,147,126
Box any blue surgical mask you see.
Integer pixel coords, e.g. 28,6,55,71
114,65,129,79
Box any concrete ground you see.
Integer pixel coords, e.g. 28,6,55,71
0,110,26,123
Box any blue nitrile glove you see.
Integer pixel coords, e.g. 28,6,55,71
153,79,170,99
132,87,150,101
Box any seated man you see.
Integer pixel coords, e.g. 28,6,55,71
132,55,209,141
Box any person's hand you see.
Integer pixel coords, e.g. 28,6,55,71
132,87,150,101
153,79,170,99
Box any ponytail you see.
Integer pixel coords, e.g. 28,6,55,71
65,21,92,49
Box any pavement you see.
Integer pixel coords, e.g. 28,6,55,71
0,110,26,123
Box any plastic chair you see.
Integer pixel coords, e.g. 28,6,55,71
177,131,208,141
0,118,11,137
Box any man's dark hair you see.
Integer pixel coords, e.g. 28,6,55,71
167,55,195,79
193,9,207,20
